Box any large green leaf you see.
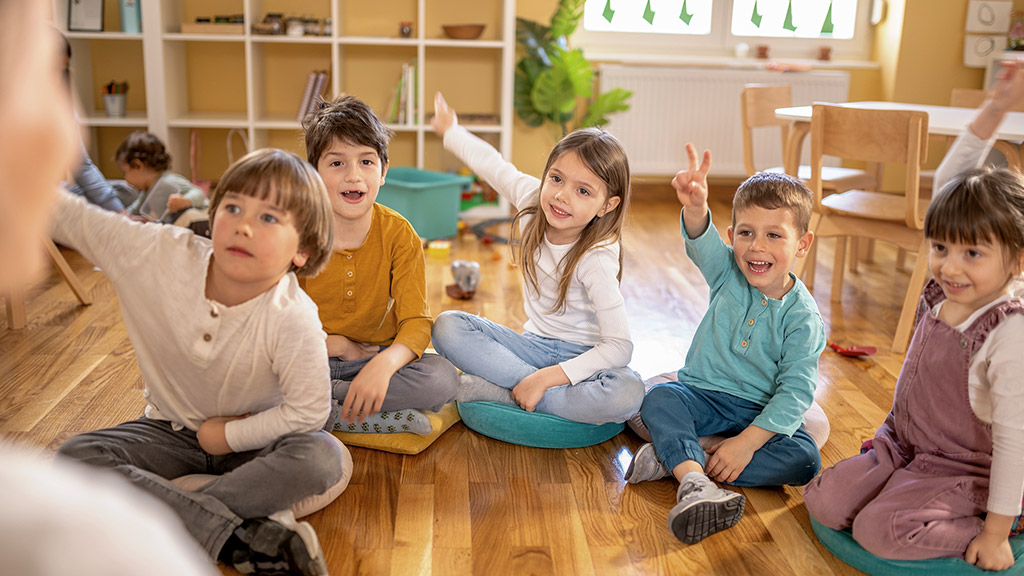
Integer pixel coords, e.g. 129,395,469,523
580,88,633,128
514,60,545,127
553,48,594,98
515,17,553,65
531,66,576,117
550,0,584,40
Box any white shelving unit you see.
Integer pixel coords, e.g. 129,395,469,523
53,0,515,220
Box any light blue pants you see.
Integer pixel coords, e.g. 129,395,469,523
57,418,344,558
431,310,644,424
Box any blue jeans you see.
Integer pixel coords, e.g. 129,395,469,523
431,310,644,424
640,382,820,487
57,418,345,558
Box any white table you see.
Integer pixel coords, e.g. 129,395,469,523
774,101,1024,175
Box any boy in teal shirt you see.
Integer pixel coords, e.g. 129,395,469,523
626,144,825,545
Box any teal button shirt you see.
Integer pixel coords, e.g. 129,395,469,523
677,210,825,436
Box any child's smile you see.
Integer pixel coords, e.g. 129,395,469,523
727,206,813,300
930,238,1020,325
539,151,619,245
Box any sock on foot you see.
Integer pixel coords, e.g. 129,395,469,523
455,373,516,405
333,408,433,435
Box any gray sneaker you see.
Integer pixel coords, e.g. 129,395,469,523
624,443,670,484
667,472,745,544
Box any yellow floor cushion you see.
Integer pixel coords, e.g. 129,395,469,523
330,401,461,455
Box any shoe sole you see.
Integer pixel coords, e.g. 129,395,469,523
268,509,329,576
668,492,746,544
624,443,667,484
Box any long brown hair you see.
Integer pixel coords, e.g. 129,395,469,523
510,128,631,313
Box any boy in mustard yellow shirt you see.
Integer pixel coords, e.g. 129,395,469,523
301,95,458,434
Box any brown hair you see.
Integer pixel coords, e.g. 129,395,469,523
115,130,171,172
926,167,1024,264
302,94,393,169
510,128,631,313
209,148,334,277
732,171,813,233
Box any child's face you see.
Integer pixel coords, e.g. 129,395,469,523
118,160,157,192
929,237,1023,320
208,192,308,303
727,206,813,300
538,150,620,245
316,138,388,226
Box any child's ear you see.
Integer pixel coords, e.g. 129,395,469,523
796,230,814,258
598,195,621,217
380,160,390,185
292,250,309,270
726,225,734,246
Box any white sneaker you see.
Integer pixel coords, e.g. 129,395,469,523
666,472,745,544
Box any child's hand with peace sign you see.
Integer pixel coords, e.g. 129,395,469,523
672,143,712,238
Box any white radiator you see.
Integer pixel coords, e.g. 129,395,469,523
599,65,850,178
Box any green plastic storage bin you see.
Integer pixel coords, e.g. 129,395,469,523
376,167,472,239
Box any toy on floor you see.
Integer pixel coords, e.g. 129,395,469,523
827,340,877,357
446,260,480,300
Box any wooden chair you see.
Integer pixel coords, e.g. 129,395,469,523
802,104,930,353
4,239,92,329
741,84,878,191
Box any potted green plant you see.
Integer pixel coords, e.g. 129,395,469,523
514,0,632,136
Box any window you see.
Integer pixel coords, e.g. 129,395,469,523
731,0,858,39
576,0,870,61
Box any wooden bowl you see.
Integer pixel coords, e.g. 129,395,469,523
442,24,485,40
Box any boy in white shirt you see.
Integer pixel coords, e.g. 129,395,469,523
55,148,342,576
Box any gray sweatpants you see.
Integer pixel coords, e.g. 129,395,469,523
57,418,344,558
329,351,458,413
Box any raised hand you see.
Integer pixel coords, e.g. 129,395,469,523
990,60,1024,113
671,143,712,210
432,92,459,138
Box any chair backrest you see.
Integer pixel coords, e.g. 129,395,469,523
809,104,929,228
740,84,793,176
949,87,1024,111
950,88,988,108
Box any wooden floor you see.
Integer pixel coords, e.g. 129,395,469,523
0,183,917,575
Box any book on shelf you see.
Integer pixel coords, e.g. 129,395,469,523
386,61,417,125
296,70,329,122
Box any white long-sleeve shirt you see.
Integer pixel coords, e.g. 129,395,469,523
51,192,331,453
442,126,633,383
932,129,1024,516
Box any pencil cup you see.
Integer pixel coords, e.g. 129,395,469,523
104,94,126,118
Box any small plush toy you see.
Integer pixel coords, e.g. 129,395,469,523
446,260,481,300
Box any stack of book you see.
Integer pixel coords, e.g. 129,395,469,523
296,70,329,121
387,60,417,124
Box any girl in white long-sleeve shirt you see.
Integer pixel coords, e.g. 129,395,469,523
429,93,644,426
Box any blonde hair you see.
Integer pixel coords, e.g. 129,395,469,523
510,128,631,313
209,148,334,277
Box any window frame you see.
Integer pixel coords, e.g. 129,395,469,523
573,1,873,62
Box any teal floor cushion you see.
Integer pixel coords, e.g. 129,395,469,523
810,517,1024,575
456,401,625,449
